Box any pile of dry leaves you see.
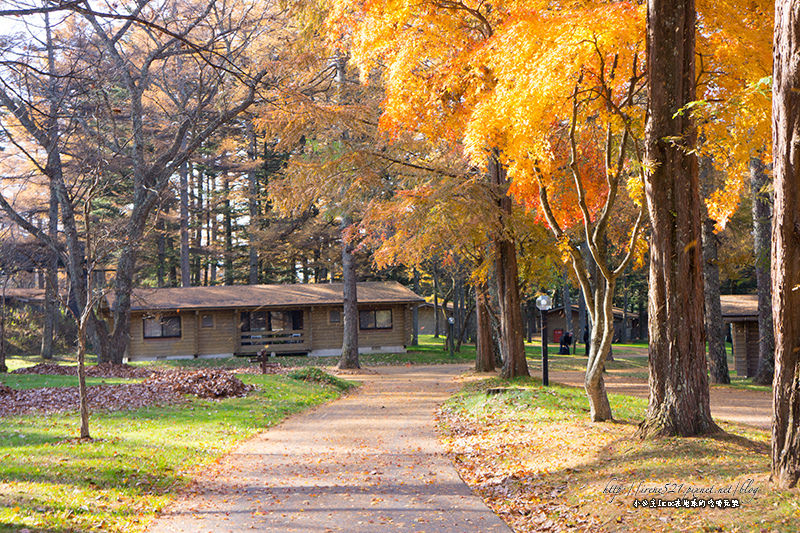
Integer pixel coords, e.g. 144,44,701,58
144,369,254,398
1,367,254,417
0,383,184,417
11,362,155,379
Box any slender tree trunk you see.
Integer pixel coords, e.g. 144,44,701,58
475,282,496,372
248,126,260,285
621,279,629,343
223,172,234,286
637,0,718,438
192,165,203,285
156,218,166,287
41,187,58,359
0,287,7,373
563,269,573,341
179,161,191,287
750,157,775,385
209,173,218,284
77,309,90,439
338,220,360,369
638,297,646,340
578,288,587,354
771,0,800,488
433,264,440,338
700,158,730,384
489,156,528,378
412,268,419,345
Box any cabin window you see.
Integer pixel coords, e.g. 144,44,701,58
329,309,341,324
201,314,214,328
143,314,181,339
241,311,267,332
359,309,392,330
241,310,303,332
270,310,303,331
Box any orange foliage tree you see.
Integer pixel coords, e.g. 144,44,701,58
331,0,647,416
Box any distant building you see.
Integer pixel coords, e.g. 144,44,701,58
720,294,759,378
104,281,423,361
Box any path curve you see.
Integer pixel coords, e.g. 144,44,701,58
549,370,772,429
148,365,510,533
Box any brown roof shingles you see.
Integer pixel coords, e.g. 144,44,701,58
108,281,423,312
720,294,758,320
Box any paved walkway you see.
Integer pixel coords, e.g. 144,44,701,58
148,365,510,533
549,370,772,429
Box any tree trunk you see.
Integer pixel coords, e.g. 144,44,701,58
338,221,360,369
248,126,260,285
192,165,203,285
621,280,629,343
412,268,419,345
584,279,614,422
209,173,218,284
40,187,58,359
771,0,800,488
475,282,496,372
563,269,573,341
77,311,90,440
750,157,775,385
0,288,7,373
179,161,191,287
700,158,730,384
638,297,646,340
489,156,528,379
578,288,587,354
637,0,718,438
223,172,234,286
156,218,166,287
433,264,440,338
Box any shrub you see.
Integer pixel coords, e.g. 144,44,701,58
287,367,355,391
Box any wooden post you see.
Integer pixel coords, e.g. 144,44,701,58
232,309,239,355
194,310,200,357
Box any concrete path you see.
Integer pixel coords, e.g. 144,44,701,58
148,365,510,533
549,370,772,429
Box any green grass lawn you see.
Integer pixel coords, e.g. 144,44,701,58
0,373,351,532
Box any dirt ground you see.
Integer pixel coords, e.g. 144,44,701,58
147,365,510,533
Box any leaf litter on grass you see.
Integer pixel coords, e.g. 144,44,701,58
438,378,798,532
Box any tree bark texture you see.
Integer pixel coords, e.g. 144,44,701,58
338,222,360,369
489,156,528,379
771,0,800,488
700,158,730,384
638,0,718,438
750,157,775,385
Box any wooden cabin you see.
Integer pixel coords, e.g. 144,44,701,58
108,281,423,361
721,294,759,378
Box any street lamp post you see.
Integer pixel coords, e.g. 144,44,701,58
447,316,455,358
535,294,553,386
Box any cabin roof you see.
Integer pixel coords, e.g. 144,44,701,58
720,294,758,321
108,281,424,312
